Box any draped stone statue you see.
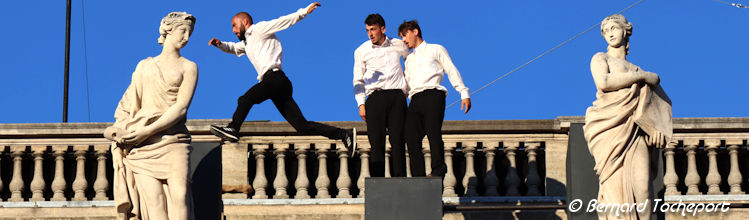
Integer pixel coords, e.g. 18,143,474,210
583,14,672,219
104,12,198,220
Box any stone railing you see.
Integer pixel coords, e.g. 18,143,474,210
2,117,749,219
0,119,569,204
660,118,749,203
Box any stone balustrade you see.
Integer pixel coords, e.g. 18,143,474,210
2,117,749,219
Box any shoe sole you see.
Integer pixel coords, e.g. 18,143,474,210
211,126,238,142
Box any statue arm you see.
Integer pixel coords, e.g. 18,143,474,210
121,62,198,145
590,53,659,92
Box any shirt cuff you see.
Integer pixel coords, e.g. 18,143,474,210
356,96,366,107
460,89,470,99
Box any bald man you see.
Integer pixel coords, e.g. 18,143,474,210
208,2,356,153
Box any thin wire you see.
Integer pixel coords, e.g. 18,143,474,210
81,0,92,122
446,0,646,109
713,0,749,8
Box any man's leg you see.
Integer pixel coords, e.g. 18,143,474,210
405,99,427,177
213,79,274,141
227,80,274,131
364,92,387,177
421,90,446,177
270,71,350,140
386,92,408,177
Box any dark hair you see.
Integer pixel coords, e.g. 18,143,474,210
398,20,422,38
365,13,385,27
234,12,253,25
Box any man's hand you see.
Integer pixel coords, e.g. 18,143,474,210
209,38,222,47
461,98,472,114
306,2,321,14
358,105,366,122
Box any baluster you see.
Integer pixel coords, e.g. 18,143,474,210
442,142,458,197
273,144,289,199
51,145,67,201
72,145,89,201
705,140,722,195
727,139,744,194
357,144,371,198
9,145,25,202
222,141,249,199
483,142,499,196
93,145,110,200
315,144,331,198
663,142,680,196
30,146,47,201
684,139,701,195
30,145,46,201
252,145,269,199
462,142,478,196
504,141,521,196
336,143,352,198
525,142,542,196
385,141,391,178
294,144,311,199
423,140,432,175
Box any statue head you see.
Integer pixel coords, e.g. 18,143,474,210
600,14,632,54
158,12,196,47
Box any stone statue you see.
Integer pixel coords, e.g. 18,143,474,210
583,14,672,219
104,12,197,220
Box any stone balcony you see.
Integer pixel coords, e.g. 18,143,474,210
0,117,748,219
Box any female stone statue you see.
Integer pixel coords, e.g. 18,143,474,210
105,12,197,220
584,14,672,219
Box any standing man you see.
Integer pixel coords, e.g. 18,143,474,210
208,2,356,152
398,20,472,177
353,14,410,177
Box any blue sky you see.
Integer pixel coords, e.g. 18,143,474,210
1,0,747,124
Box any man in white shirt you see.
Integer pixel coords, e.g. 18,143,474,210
207,2,356,152
353,14,410,177
398,20,472,177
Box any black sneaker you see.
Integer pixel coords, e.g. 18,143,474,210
342,128,357,157
211,125,239,142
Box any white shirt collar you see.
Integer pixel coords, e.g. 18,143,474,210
414,40,427,53
371,36,392,48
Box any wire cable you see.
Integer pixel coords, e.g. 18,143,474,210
713,0,749,8
81,0,92,122
446,0,646,109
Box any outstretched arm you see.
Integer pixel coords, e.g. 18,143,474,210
590,54,659,92
121,62,198,145
210,38,246,56
254,2,321,35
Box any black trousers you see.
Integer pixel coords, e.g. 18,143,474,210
228,70,345,140
364,89,407,177
405,89,447,177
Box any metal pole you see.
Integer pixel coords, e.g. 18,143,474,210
63,0,71,123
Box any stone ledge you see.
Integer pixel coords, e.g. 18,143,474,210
443,196,566,205
0,200,115,208
666,195,749,203
224,198,364,205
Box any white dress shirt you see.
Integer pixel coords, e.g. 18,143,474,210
353,37,410,106
404,41,470,100
218,5,312,81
